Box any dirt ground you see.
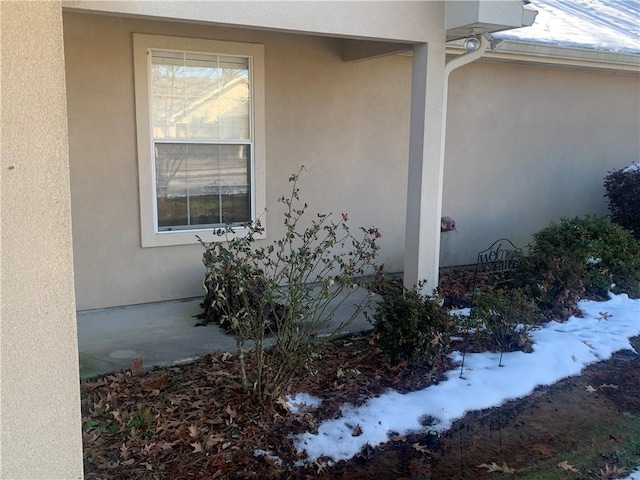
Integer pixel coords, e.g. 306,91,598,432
81,331,639,480
81,270,640,479
321,336,640,480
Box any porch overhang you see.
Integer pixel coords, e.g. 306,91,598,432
445,0,538,42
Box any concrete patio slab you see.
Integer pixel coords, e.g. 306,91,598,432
76,287,376,378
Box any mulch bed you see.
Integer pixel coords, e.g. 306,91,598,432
81,270,638,479
81,330,453,480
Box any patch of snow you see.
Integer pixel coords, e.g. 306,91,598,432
449,307,471,317
623,162,640,173
286,393,322,413
293,293,640,463
621,466,640,480
254,449,284,466
495,0,640,54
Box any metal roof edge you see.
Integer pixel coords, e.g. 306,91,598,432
446,39,640,74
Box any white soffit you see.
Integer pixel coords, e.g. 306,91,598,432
445,0,537,41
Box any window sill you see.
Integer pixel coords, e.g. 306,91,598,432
140,225,266,248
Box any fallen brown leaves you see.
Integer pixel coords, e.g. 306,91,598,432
558,460,580,473
477,461,516,474
80,271,640,479
82,352,273,479
599,463,627,479
81,333,448,479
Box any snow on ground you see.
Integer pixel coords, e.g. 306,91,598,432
286,393,322,413
293,293,640,463
622,466,640,480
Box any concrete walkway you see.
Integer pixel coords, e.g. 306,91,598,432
76,288,376,378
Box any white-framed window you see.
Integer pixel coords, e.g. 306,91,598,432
133,34,265,247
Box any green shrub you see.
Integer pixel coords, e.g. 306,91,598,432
518,215,640,319
371,282,452,366
197,231,283,334
604,164,640,239
470,287,538,353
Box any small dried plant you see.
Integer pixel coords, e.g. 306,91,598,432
198,166,381,403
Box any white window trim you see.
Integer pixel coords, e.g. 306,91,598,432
133,33,266,247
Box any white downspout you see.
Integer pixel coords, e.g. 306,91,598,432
444,35,489,81
431,35,488,289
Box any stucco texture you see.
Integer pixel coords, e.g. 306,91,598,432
63,12,640,310
63,12,411,310
1,2,83,478
441,61,640,266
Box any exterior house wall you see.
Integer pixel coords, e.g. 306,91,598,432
440,62,640,266
64,13,640,311
0,2,84,477
63,12,412,310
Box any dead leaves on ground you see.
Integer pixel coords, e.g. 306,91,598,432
599,383,620,390
598,463,627,479
477,461,516,474
558,460,580,473
80,272,640,479
81,352,280,479
81,333,448,479
556,460,628,479
412,442,430,454
586,383,620,393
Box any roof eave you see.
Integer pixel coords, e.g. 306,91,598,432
447,39,640,74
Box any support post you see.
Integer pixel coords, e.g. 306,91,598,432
1,1,84,477
403,42,447,292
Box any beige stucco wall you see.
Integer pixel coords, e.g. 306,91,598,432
1,2,84,478
440,62,640,266
64,12,412,310
64,12,640,310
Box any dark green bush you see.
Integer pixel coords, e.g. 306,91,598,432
371,282,452,366
604,164,640,239
518,215,640,319
470,287,538,352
